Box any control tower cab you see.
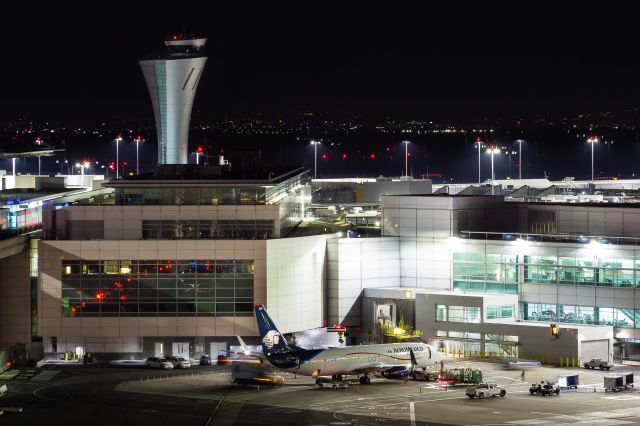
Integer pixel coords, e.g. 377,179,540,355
140,34,208,165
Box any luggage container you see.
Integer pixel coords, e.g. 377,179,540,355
557,374,579,390
604,373,634,392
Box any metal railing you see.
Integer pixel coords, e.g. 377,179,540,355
459,230,640,246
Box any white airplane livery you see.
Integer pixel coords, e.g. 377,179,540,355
254,305,442,384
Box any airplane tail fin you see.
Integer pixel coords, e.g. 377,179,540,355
254,305,292,355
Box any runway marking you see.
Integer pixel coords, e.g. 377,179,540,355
604,394,640,400
409,401,415,426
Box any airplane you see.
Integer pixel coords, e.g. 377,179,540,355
254,304,442,384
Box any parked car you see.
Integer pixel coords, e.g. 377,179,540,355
217,354,228,365
146,357,174,369
199,355,212,366
583,358,611,370
466,383,506,399
165,356,191,369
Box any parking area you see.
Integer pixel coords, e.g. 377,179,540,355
2,360,640,425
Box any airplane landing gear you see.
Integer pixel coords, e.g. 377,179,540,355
359,375,371,385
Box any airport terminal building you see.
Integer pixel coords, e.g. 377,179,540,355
5,171,640,365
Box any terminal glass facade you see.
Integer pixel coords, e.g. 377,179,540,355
523,303,637,328
61,259,254,318
453,251,640,293
141,220,274,239
115,187,268,206
452,252,518,294
435,304,481,323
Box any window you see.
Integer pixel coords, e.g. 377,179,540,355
486,304,514,320
61,259,254,318
141,220,274,240
436,305,447,322
447,306,481,323
436,330,447,337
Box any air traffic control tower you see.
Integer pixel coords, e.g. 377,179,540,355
140,35,207,165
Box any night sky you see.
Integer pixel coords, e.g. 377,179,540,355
2,3,640,122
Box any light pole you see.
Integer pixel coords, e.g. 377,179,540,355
516,139,524,180
195,146,204,165
115,134,123,179
135,136,143,174
487,146,500,195
12,158,16,176
586,137,598,182
403,140,410,177
310,140,320,179
475,139,483,183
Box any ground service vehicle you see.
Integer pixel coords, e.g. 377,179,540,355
466,383,506,399
529,381,560,396
558,374,579,389
199,355,212,365
145,357,174,369
583,358,611,370
439,368,483,384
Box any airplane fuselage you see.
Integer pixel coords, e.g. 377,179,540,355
265,342,441,377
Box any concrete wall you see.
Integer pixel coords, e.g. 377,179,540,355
326,237,399,326
266,235,326,333
361,180,432,203
0,242,32,346
528,204,640,238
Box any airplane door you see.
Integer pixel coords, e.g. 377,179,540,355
172,342,189,359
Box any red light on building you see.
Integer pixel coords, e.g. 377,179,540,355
341,153,348,160
220,149,224,153
369,153,376,159
120,295,127,301
196,146,204,153
95,292,105,301
385,147,391,152
122,161,128,166
475,137,481,142
71,307,77,313
172,34,178,40
321,153,328,160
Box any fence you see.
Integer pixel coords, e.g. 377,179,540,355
438,348,582,367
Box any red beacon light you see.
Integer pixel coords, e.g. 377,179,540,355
320,153,328,160
369,153,376,159
196,146,204,153
341,153,348,160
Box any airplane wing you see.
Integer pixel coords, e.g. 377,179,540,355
350,362,406,374
349,349,418,375
236,335,266,359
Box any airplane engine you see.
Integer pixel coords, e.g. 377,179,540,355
382,366,412,379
